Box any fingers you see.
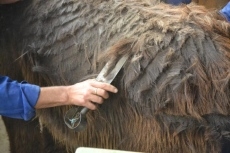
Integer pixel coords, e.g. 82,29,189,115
92,87,109,99
82,98,102,110
83,100,97,110
80,93,105,110
83,79,118,109
68,79,118,110
89,79,118,100
89,94,104,104
90,79,118,94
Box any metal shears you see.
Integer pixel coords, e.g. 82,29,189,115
64,55,129,131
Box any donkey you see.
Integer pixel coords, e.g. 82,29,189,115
1,0,230,153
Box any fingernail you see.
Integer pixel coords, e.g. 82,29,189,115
114,88,118,93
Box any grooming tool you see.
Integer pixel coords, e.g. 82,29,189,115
64,55,129,131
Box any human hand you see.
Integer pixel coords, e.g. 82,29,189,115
67,79,118,110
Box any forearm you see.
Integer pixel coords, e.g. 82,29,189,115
35,86,69,109
35,79,118,110
0,75,117,120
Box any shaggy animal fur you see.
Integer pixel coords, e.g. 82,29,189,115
1,0,230,153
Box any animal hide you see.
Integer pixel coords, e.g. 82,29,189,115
0,0,230,153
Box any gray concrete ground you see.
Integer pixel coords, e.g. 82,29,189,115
0,116,10,153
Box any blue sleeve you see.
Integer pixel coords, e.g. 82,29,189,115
165,0,191,5
0,75,40,121
220,2,230,22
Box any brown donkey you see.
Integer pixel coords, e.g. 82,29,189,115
0,1,230,153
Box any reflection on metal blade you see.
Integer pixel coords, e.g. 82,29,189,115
96,55,129,83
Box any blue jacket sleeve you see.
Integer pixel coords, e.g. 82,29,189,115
165,0,191,5
220,2,230,22
0,75,40,121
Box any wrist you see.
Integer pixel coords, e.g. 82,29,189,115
57,86,69,105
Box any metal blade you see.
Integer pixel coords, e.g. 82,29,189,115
96,55,129,84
